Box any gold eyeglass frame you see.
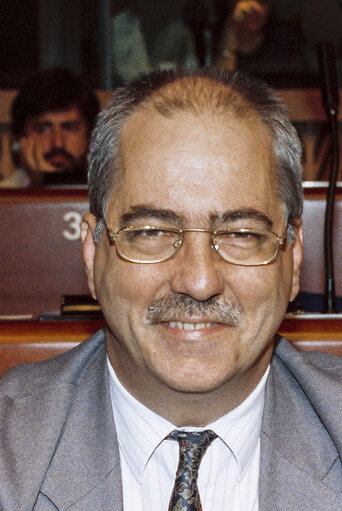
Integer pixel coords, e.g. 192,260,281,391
105,223,287,266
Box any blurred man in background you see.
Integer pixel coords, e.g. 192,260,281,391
0,68,99,187
213,0,304,82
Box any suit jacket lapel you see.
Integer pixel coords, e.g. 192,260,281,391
40,343,123,510
0,376,76,511
259,339,342,510
0,330,122,511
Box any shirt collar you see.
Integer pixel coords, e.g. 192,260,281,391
107,358,268,483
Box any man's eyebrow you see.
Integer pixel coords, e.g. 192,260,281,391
32,120,52,129
119,205,185,227
61,120,81,127
211,209,273,229
119,206,273,229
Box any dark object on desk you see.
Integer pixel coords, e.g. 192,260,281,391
289,292,342,314
61,295,103,318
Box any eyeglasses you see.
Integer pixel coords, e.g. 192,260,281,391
105,224,287,266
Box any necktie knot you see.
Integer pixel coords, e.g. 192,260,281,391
167,430,217,511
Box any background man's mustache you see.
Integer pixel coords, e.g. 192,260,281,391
44,148,76,164
147,294,244,327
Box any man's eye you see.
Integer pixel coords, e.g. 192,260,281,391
218,231,266,247
33,124,51,135
135,229,166,239
63,122,80,132
126,229,179,245
230,232,259,239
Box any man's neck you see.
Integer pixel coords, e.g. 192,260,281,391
107,336,272,426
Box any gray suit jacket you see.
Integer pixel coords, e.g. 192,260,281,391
1,329,342,510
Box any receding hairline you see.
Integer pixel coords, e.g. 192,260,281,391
89,69,303,246
105,75,276,213
110,77,267,199
109,76,262,200
132,75,257,121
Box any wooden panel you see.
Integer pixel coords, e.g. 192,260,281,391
0,320,103,375
0,319,103,376
279,317,342,355
300,186,342,295
0,318,103,342
277,89,342,122
0,90,17,124
1,318,342,377
0,189,90,316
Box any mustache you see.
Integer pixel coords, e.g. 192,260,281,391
44,148,76,164
147,294,244,327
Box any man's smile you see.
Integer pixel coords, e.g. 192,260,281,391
167,321,217,330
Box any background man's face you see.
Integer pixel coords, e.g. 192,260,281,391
24,106,88,172
233,0,273,33
86,107,302,405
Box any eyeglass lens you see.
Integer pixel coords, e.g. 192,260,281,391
115,227,280,265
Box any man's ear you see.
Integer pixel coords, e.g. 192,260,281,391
81,213,98,300
290,218,304,302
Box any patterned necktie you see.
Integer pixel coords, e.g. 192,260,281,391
167,429,217,511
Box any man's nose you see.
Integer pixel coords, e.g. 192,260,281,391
51,127,64,148
169,232,225,301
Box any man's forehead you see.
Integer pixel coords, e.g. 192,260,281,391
109,119,279,228
116,103,274,184
121,105,266,159
119,103,273,176
26,106,84,126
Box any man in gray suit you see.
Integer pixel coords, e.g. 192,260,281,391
1,68,342,510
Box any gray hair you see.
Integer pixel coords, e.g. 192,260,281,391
88,68,303,243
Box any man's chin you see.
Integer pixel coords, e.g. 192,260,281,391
48,157,74,171
50,164,72,173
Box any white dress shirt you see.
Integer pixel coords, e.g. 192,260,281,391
108,359,269,511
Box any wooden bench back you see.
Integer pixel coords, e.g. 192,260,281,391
1,186,342,316
0,188,89,315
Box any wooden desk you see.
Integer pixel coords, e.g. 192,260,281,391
1,317,342,377
279,317,342,355
0,319,103,376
